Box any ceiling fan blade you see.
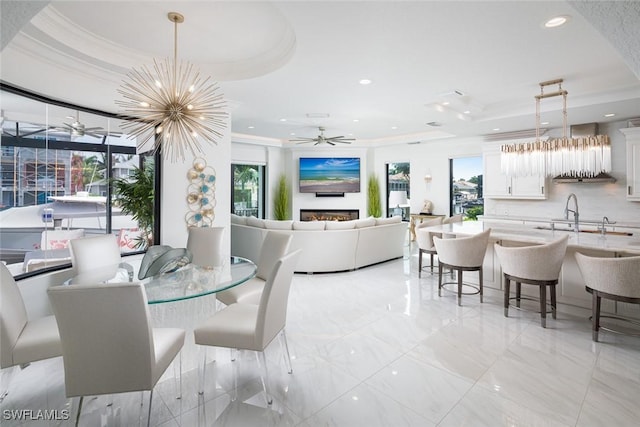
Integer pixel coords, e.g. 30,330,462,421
327,141,336,146
325,135,345,140
20,127,56,137
84,127,103,132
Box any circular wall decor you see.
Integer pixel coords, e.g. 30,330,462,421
185,157,217,227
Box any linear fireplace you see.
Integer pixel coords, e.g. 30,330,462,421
300,209,359,222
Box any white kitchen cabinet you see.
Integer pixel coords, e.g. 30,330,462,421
621,127,640,201
483,150,547,199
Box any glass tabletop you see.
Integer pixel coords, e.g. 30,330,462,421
67,256,256,304
142,256,256,304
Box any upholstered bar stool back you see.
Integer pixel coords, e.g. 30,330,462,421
433,229,491,306
442,214,464,224
494,235,568,328
415,216,444,277
575,253,640,341
187,226,225,268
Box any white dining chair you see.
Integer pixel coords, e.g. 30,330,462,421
69,234,133,281
186,226,225,268
47,282,185,427
194,249,301,404
0,263,62,402
217,231,292,306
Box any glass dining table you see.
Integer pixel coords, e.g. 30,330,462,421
66,256,257,373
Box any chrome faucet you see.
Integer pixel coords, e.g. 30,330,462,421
599,216,611,236
564,193,579,231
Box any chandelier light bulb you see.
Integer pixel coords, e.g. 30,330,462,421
116,11,227,162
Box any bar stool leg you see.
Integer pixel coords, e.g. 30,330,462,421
479,266,483,303
418,250,423,278
551,285,557,319
592,292,601,342
516,282,521,308
540,285,547,328
457,269,463,307
438,263,443,296
503,275,510,317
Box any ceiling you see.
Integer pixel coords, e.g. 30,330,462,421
1,1,639,146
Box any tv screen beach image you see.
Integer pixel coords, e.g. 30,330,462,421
299,158,360,193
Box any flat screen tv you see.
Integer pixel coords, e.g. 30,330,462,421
299,157,361,193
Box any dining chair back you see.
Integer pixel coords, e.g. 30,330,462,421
217,231,292,305
186,226,225,268
0,263,61,401
69,234,121,274
47,282,185,426
415,216,444,277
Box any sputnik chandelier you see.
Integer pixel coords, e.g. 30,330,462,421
117,12,227,162
500,79,611,178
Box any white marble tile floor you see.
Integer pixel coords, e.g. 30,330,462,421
2,245,639,426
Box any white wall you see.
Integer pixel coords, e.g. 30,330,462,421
161,124,232,258
230,119,640,223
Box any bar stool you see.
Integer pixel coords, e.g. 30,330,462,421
575,253,640,341
494,235,568,328
433,229,491,306
416,217,444,277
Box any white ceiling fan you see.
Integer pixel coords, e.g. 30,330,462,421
61,111,110,138
290,127,355,146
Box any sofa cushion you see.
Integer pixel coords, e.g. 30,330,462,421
246,217,266,228
375,216,402,225
325,220,356,230
264,219,293,230
293,221,325,230
354,217,376,229
231,213,247,225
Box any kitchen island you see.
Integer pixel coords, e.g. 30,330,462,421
420,220,640,318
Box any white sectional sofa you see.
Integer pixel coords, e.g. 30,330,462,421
231,215,407,273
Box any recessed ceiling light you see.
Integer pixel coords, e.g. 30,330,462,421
391,126,398,130
493,128,500,131
248,126,254,129
604,113,616,117
442,101,450,106
463,110,471,114
540,121,549,125
545,15,570,28
279,118,287,122
290,132,295,135
359,79,372,85
353,119,359,122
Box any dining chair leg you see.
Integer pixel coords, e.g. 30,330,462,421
198,347,207,395
75,396,84,427
430,253,435,273
418,250,423,278
256,352,272,405
172,352,182,400
146,389,153,427
280,329,293,374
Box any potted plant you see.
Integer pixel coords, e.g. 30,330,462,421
367,174,382,217
112,164,155,249
273,174,290,220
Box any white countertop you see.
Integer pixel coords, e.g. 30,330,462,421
423,221,640,255
479,215,640,229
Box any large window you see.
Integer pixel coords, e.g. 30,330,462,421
0,84,157,276
449,156,483,219
386,162,410,220
231,164,265,218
